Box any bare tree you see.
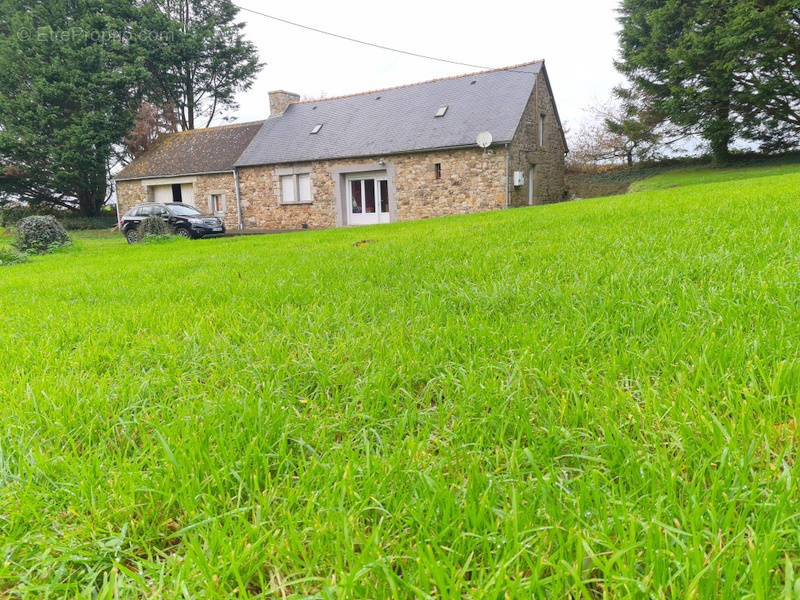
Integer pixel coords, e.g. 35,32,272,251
569,92,669,167
125,101,179,159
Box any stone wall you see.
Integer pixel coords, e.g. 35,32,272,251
393,149,507,221
237,162,337,230
115,172,239,230
507,67,567,206
236,147,507,230
115,179,146,218
191,172,239,229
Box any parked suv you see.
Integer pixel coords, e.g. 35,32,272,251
120,203,225,243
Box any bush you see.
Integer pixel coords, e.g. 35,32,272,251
0,246,28,266
136,215,171,242
15,216,70,254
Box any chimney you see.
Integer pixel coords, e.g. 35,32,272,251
268,90,300,117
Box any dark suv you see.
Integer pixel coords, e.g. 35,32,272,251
120,203,225,243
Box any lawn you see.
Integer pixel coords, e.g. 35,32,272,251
629,154,800,192
2,166,800,598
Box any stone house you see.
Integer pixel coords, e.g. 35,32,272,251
115,60,567,231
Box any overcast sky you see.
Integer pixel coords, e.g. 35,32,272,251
231,0,625,133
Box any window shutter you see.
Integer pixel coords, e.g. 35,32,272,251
297,174,311,202
280,175,295,203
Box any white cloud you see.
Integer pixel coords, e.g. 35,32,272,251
231,0,625,130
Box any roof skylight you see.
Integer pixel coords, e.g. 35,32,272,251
434,105,448,118
310,123,323,134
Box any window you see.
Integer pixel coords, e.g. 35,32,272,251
210,194,225,214
434,163,442,180
171,183,183,203
539,114,545,146
435,105,448,118
280,173,313,204
379,180,389,213
350,179,362,213
168,204,202,217
363,179,376,213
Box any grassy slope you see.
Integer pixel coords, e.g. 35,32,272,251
630,155,800,192
2,168,800,598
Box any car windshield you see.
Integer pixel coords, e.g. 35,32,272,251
168,204,203,217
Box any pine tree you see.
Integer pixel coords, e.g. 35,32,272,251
0,0,152,214
140,0,263,130
616,0,744,164
734,1,800,151
616,0,800,162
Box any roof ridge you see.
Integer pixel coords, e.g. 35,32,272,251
169,119,266,135
291,59,544,106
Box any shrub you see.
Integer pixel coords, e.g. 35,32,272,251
0,246,28,266
15,216,70,254
136,215,171,242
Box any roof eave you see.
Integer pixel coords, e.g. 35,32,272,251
234,140,514,169
114,168,235,182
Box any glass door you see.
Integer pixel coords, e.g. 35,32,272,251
347,174,390,225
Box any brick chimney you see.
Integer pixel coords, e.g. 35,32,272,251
268,90,300,116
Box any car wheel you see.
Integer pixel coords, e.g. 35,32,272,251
176,227,193,239
125,229,138,244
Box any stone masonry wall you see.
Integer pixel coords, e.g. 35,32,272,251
392,149,507,221
237,161,337,230
508,68,567,206
236,147,507,230
115,172,239,230
115,179,147,218
191,172,239,229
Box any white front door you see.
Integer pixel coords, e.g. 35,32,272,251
347,174,390,226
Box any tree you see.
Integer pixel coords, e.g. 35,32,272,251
616,0,747,164
617,0,800,162
0,0,154,215
568,91,670,167
126,101,179,158
734,1,800,151
140,0,262,130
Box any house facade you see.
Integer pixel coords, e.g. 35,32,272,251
115,61,567,231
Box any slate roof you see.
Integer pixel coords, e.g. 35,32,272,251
236,61,545,167
115,120,264,181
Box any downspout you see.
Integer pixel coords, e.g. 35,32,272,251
233,168,243,231
504,143,510,208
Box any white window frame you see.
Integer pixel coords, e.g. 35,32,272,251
277,170,313,205
209,192,226,215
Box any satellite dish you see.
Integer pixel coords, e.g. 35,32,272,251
476,131,493,149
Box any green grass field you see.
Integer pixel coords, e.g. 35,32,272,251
2,164,800,598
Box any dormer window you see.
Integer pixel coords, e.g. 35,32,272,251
310,123,323,134
434,105,448,118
